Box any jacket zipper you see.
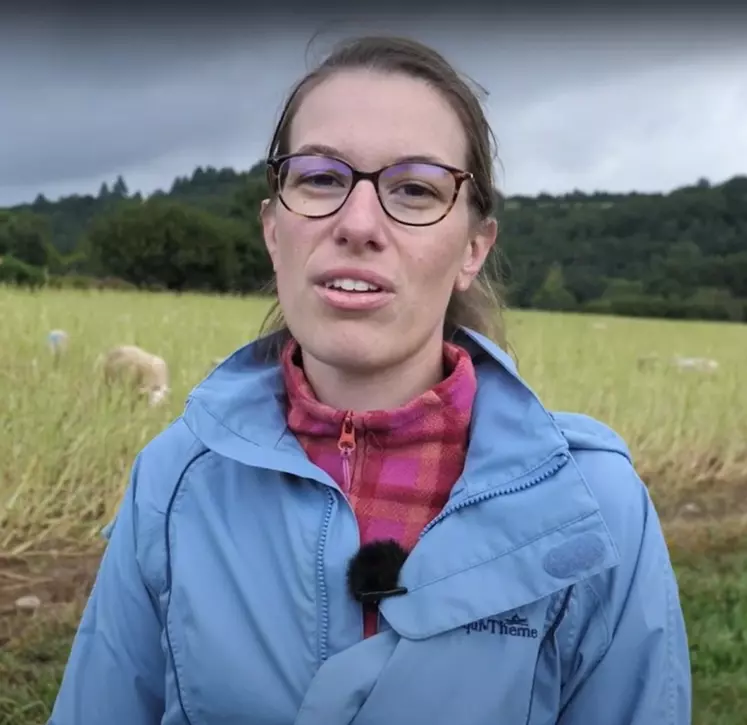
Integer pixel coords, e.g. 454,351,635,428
316,488,335,663
337,411,356,493
318,412,361,660
419,450,571,539
336,412,377,637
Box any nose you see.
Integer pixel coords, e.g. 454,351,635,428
331,179,386,252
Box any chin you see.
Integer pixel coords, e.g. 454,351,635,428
295,322,399,374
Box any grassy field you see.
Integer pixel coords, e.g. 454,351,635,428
1,285,746,723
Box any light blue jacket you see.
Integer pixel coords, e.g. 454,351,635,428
49,328,691,725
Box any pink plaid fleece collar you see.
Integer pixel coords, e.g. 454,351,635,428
280,337,477,448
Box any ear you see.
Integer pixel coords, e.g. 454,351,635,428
260,198,278,269
454,217,497,292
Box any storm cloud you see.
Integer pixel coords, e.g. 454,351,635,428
1,8,745,205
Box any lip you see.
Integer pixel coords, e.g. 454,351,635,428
312,267,395,293
314,285,394,312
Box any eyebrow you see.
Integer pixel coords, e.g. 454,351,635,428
293,143,451,167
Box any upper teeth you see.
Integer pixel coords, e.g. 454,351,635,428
325,278,381,292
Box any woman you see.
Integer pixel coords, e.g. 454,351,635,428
50,35,692,725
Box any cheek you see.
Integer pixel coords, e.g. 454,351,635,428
275,256,306,306
407,235,466,291
273,217,310,278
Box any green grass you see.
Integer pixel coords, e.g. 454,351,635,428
1,285,746,723
675,549,747,723
0,615,79,725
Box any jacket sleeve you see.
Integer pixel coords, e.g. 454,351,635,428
48,455,165,724
557,463,692,725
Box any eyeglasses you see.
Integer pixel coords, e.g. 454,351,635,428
266,153,474,227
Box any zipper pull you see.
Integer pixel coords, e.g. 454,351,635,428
337,412,356,492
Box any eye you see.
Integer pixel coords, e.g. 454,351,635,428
280,155,352,191
299,171,345,187
394,182,438,198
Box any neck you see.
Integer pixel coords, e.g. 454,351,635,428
300,334,446,412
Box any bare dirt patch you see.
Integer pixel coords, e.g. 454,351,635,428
0,548,102,648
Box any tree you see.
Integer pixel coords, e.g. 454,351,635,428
1,165,745,323
531,263,576,311
111,175,129,198
0,210,52,268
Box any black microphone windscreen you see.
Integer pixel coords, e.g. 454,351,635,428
347,539,409,604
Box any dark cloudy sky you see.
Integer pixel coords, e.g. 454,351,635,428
1,7,745,206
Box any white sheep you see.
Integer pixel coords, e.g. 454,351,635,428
47,329,69,358
98,344,170,406
671,356,719,373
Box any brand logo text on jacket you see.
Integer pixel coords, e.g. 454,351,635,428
463,613,539,639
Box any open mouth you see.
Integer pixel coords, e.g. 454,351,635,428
323,278,384,293
315,276,393,311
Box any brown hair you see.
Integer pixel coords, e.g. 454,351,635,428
256,34,510,356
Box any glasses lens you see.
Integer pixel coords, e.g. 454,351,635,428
379,163,457,225
277,155,352,217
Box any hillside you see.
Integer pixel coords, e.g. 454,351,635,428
1,165,746,321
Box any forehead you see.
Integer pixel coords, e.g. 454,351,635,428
287,69,468,169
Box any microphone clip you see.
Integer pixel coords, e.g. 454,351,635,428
356,586,408,605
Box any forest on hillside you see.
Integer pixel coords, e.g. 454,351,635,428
1,162,746,322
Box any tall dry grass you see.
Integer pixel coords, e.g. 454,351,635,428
1,286,745,554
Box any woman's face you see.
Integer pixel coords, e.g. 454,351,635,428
261,69,496,376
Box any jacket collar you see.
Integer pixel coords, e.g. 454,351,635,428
183,327,620,637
